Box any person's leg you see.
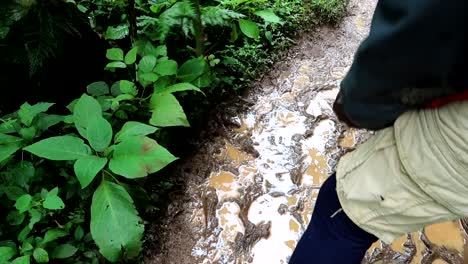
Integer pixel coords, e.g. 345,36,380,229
289,173,378,264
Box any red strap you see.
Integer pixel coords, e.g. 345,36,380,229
426,90,468,108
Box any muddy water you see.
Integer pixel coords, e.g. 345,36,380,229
146,0,467,263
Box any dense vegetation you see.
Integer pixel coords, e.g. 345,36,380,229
0,0,345,263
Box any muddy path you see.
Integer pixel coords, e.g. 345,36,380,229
143,0,467,263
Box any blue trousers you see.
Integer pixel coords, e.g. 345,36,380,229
289,174,378,264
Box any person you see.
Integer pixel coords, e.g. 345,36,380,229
289,0,468,263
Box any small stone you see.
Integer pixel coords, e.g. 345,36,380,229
278,204,288,215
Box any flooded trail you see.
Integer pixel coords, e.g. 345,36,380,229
145,0,467,263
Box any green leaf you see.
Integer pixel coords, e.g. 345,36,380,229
3,186,26,201
118,80,138,96
154,60,178,76
20,242,33,255
74,156,107,189
0,134,22,144
154,45,167,57
254,10,282,24
18,226,31,242
73,94,102,137
33,248,49,263
139,72,159,83
20,242,33,256
8,161,35,188
87,82,109,96
19,127,36,141
87,116,113,152
11,255,30,264
51,244,78,259
15,194,32,213
74,226,84,241
43,229,68,244
0,246,16,262
239,19,260,39
7,210,25,225
105,24,129,40
125,47,138,65
28,209,42,229
115,122,158,143
150,94,190,127
109,136,177,178
177,57,209,82
18,103,54,126
91,181,144,262
35,114,64,131
156,83,203,95
106,48,124,61
106,62,127,69
24,136,90,161
43,190,65,210
0,142,21,163
139,55,157,73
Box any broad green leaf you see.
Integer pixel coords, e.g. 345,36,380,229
3,186,26,201
28,209,42,229
73,156,107,189
7,210,25,225
154,45,167,57
18,102,54,126
254,10,282,24
193,73,213,88
0,142,21,163
51,244,77,259
20,242,33,255
11,255,30,264
239,19,260,39
43,229,68,244
105,24,129,40
18,226,31,242
91,181,144,262
106,62,127,69
125,47,138,65
109,136,177,178
154,60,178,76
106,48,124,61
19,127,35,141
35,114,64,131
43,190,65,210
115,121,158,143
156,83,203,95
24,136,90,161
87,82,109,96
33,248,49,263
74,226,84,241
118,80,138,96
177,57,209,82
73,94,102,138
139,72,159,83
0,119,17,134
150,94,190,127
139,55,157,73
0,134,22,144
87,116,112,152
8,161,34,189
0,246,16,262
15,194,32,213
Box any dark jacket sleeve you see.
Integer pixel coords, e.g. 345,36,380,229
340,0,467,130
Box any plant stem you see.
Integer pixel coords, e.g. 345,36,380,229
191,0,204,56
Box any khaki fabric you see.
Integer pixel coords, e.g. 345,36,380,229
336,101,468,244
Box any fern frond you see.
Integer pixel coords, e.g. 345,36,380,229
156,0,196,41
201,6,244,27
